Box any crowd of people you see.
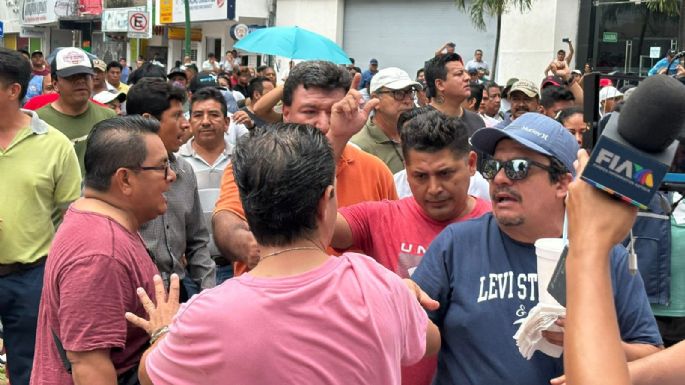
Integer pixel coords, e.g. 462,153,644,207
0,36,684,385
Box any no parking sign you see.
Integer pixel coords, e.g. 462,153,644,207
127,11,151,39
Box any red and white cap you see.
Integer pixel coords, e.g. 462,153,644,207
52,47,94,78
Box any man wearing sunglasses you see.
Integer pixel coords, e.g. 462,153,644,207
409,112,662,385
351,67,422,173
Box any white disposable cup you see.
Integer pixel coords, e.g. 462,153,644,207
534,238,565,306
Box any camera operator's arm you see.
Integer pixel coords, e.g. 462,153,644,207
564,150,636,385
629,342,685,385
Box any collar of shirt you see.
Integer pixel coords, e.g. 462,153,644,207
22,108,49,135
366,117,397,145
337,144,357,177
177,137,233,165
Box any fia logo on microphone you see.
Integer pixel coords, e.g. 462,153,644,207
595,149,654,188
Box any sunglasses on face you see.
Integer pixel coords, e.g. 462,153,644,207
376,88,417,101
482,158,557,180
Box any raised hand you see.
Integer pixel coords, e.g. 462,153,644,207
125,274,181,336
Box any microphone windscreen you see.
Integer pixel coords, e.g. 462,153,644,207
618,75,685,153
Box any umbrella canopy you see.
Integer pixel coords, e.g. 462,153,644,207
234,26,351,65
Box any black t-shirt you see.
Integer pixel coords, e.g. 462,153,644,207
426,105,486,136
461,109,487,136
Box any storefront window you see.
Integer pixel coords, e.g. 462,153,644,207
591,0,679,75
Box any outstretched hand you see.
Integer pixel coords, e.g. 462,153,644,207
125,274,181,335
403,278,440,311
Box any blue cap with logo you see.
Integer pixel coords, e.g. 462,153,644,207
470,112,579,175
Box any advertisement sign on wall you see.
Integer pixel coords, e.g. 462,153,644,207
79,0,104,15
155,0,227,24
102,6,146,32
22,0,58,25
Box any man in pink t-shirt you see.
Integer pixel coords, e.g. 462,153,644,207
31,116,172,385
332,110,492,385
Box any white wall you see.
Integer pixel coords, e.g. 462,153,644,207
201,20,232,61
498,0,580,86
272,0,343,82
0,0,23,33
343,0,497,80
236,0,269,19
276,0,343,42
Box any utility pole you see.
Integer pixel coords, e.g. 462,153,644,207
184,0,191,58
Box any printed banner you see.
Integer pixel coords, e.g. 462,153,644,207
155,0,227,24
22,0,58,25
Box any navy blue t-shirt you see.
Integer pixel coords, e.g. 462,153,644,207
412,213,662,385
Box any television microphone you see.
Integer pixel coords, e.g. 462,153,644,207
548,76,685,304
581,75,685,209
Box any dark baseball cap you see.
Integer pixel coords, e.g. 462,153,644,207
189,73,218,93
167,67,187,79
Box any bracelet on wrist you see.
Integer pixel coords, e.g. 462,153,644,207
150,325,169,345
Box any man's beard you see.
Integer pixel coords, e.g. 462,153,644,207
495,214,524,227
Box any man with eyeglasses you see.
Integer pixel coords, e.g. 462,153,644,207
408,113,662,385
31,116,172,385
351,67,421,173
37,47,117,176
127,78,216,302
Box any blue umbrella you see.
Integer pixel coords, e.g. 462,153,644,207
234,26,351,65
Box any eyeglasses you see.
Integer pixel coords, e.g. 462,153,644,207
133,161,171,179
482,158,557,180
376,88,417,101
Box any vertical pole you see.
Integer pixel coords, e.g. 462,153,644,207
184,0,191,58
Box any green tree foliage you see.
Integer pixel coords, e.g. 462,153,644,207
454,0,533,30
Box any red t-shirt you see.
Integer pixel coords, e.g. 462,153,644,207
31,207,159,385
340,196,491,278
23,94,106,110
339,196,491,385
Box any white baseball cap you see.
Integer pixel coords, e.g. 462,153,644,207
93,90,126,105
370,67,422,94
52,47,94,78
599,86,624,102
